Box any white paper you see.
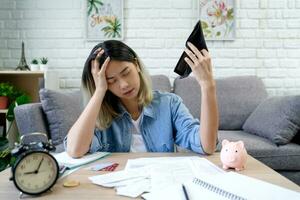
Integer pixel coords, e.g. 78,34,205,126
53,151,109,169
116,178,151,198
125,156,195,171
207,172,300,200
142,184,187,200
188,157,224,177
125,156,224,193
183,179,231,200
89,169,148,186
89,156,224,198
156,172,300,200
150,162,194,192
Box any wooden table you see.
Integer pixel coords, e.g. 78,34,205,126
0,153,299,199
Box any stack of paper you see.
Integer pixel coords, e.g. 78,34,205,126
88,156,224,198
89,168,151,197
53,151,110,169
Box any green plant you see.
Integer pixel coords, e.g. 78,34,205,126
40,57,48,64
0,82,15,98
6,94,31,122
0,137,13,172
0,85,30,172
101,17,121,38
31,59,38,65
87,0,103,16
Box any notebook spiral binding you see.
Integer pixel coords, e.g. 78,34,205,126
193,177,247,200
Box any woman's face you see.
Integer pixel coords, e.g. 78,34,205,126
105,60,141,101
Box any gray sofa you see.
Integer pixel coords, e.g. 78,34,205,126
14,75,300,185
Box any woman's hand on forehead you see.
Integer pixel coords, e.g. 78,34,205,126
91,48,111,95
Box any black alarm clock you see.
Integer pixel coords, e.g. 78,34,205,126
10,132,59,197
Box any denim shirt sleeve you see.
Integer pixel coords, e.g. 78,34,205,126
62,128,105,153
171,94,206,155
89,128,107,153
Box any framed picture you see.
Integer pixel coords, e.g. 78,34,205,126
86,0,123,41
199,0,235,40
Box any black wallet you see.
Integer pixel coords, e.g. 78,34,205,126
174,20,208,78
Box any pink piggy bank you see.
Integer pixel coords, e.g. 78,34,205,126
220,139,247,171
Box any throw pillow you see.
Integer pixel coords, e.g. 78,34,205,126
39,89,82,146
242,95,300,145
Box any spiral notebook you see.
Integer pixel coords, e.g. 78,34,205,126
142,172,300,200
189,176,246,200
186,172,300,200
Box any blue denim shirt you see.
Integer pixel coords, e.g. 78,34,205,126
65,91,206,154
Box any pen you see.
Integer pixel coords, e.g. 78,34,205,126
182,184,190,200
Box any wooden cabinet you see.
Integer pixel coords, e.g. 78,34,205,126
0,71,44,137
0,71,44,102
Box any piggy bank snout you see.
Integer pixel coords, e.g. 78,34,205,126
227,154,238,162
222,150,240,162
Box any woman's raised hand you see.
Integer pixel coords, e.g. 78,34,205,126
184,42,214,88
91,48,110,95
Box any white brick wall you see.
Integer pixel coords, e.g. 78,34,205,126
0,0,300,95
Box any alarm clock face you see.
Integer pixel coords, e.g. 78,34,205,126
13,151,59,195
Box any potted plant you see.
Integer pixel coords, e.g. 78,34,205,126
30,58,39,71
0,137,13,172
40,57,48,71
0,82,14,109
0,87,30,172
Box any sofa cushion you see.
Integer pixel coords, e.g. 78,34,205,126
151,75,171,92
39,89,82,146
243,96,300,145
173,76,267,130
217,130,300,170
14,103,49,136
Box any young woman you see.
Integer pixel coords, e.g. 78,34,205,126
65,40,218,158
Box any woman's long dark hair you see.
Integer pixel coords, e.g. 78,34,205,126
82,40,152,129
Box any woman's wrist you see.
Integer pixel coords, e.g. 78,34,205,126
199,80,216,91
94,88,106,99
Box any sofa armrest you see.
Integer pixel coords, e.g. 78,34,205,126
14,103,49,139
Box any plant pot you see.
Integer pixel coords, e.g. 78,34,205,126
40,64,48,71
30,64,40,71
0,96,9,109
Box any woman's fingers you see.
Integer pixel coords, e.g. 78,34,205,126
93,48,102,55
91,61,98,76
184,57,195,70
184,43,213,77
95,49,104,63
200,49,212,72
184,48,199,65
99,57,110,76
200,49,209,57
91,49,105,73
187,42,203,59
